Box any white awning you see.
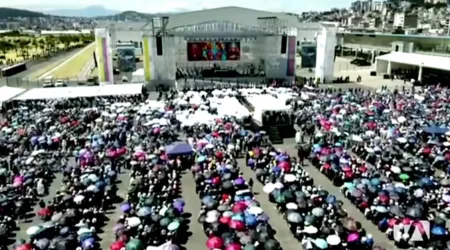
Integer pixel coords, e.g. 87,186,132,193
14,84,143,100
376,52,450,71
0,86,26,103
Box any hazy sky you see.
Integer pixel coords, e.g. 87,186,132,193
1,0,353,13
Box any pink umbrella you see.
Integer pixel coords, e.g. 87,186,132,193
225,243,242,250
347,232,359,242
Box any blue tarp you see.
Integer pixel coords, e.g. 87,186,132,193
166,142,193,155
423,126,449,135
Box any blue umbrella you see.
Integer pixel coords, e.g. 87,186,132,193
202,196,214,204
431,226,446,236
370,178,381,186
314,238,328,249
423,126,449,135
245,215,257,226
166,142,193,155
325,195,336,204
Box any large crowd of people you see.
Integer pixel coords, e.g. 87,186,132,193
1,81,450,250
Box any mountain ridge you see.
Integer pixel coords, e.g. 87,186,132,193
42,5,120,17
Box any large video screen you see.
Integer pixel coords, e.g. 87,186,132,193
187,41,240,61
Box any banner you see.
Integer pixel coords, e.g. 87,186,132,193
286,36,296,77
143,37,151,81
94,28,113,84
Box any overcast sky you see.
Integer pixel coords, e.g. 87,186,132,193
1,0,353,13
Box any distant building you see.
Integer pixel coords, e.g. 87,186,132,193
346,16,363,27
367,17,382,28
424,0,446,4
393,12,418,28
40,30,92,36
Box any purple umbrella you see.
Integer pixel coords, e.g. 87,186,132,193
120,203,131,213
234,177,245,186
82,237,95,249
113,223,125,233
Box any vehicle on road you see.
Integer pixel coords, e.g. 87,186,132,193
350,58,371,66
54,79,67,87
42,76,54,87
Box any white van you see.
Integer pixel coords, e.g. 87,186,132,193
43,76,54,87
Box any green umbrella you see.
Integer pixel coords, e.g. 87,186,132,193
160,217,171,227
126,239,144,250
143,197,154,206
167,219,180,231
275,195,286,204
281,190,294,200
399,173,409,180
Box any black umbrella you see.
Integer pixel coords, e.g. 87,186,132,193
264,239,280,250
389,206,404,217
405,207,423,219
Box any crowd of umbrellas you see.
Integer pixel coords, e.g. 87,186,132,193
296,85,450,249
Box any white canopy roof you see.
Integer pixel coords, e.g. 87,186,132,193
376,52,450,71
0,86,26,103
14,84,144,100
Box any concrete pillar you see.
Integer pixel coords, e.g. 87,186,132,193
370,49,375,63
418,66,423,81
340,46,344,57
354,49,358,58
387,61,391,74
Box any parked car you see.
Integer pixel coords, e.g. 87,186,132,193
54,80,67,87
350,58,371,66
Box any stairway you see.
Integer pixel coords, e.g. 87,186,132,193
268,126,283,144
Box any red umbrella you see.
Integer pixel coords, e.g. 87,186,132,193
388,218,399,227
110,241,125,250
219,216,231,224
229,220,245,231
278,161,291,172
215,151,224,160
212,131,220,137
37,207,52,217
232,203,247,213
206,236,224,249
212,177,221,185
15,244,32,250
225,243,242,250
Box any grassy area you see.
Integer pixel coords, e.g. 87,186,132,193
47,43,96,79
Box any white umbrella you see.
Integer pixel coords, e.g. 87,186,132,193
263,183,275,194
247,206,263,215
351,135,363,142
303,225,318,234
397,137,407,143
274,182,284,189
74,195,85,204
286,203,298,210
391,166,401,174
159,206,168,216
207,210,221,219
283,174,296,183
205,216,217,223
26,225,41,235
127,217,141,227
326,235,341,246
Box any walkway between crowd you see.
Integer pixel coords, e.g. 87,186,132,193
237,158,306,250
277,138,397,250
16,173,64,241
98,168,132,250
180,171,208,250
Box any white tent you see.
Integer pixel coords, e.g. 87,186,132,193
14,84,144,100
0,86,26,104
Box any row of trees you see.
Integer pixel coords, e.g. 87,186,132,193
0,34,94,61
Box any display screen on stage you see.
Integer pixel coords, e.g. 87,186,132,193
187,41,240,61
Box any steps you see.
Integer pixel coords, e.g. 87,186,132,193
268,126,283,144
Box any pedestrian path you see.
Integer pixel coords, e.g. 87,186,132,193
277,139,396,250
99,169,131,250
237,158,304,250
180,171,208,250
16,173,63,241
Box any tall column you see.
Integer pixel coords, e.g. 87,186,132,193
315,24,337,84
142,36,153,82
370,49,375,63
94,28,114,85
418,66,423,81
387,61,392,74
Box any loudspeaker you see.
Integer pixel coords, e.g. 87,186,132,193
370,71,376,76
156,36,163,56
281,35,287,54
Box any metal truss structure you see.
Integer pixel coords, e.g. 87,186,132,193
142,16,297,38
